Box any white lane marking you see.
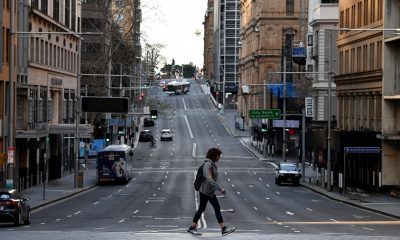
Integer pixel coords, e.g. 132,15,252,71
266,184,270,187
145,200,149,204
253,207,258,211
158,187,161,191
224,172,228,175
276,192,281,195
184,115,194,139
285,211,294,216
182,99,187,110
74,211,82,215
93,202,99,205
153,194,156,197
165,175,168,179
133,178,136,181
228,178,231,182
67,215,72,218
330,218,338,222
192,143,196,157
362,227,374,231
55,219,61,222
133,210,139,214
266,217,272,221
40,222,46,225
258,177,262,181
119,219,125,223
162,182,165,185
193,171,207,229
237,191,241,195
249,185,254,188
209,130,212,133
232,184,235,188
265,197,270,200
306,208,313,212
118,189,122,192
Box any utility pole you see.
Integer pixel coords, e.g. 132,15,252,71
6,0,16,189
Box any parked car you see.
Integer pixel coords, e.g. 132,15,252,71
143,117,155,127
160,129,173,141
274,163,301,185
0,189,31,226
139,130,153,142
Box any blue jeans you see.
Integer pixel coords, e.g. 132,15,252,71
192,192,223,224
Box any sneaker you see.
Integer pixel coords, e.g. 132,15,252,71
188,228,202,236
222,226,236,236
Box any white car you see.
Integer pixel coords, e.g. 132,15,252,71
160,129,173,141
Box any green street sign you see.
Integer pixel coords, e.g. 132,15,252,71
249,109,281,119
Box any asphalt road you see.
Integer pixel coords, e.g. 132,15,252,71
1,79,399,239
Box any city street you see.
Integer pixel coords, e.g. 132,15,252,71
1,79,399,240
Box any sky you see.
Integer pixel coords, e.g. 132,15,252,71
141,0,208,69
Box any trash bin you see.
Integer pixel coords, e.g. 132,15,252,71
77,171,84,188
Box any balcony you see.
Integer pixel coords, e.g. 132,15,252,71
309,2,339,26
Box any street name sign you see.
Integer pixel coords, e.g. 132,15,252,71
344,147,380,154
249,109,281,119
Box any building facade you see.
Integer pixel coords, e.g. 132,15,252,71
213,0,241,109
334,0,384,190
0,0,18,187
238,0,308,154
12,0,91,190
203,0,214,86
380,0,400,187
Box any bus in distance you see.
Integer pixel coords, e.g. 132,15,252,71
97,144,133,184
166,80,190,95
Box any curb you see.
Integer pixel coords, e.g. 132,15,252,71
31,184,97,210
301,183,400,220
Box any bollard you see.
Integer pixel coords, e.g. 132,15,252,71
77,172,84,188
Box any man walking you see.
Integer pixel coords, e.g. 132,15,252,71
188,147,236,236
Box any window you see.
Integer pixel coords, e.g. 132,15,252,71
286,0,294,16
41,0,48,14
370,43,375,70
364,0,369,26
65,0,70,28
370,0,376,23
53,0,60,22
31,0,39,8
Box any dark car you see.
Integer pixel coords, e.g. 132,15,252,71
143,117,155,127
0,189,31,226
139,130,153,142
274,163,302,185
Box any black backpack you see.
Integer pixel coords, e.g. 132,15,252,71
194,163,206,191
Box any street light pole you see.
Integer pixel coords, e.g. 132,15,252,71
74,35,82,188
6,0,16,189
282,55,287,162
327,29,333,191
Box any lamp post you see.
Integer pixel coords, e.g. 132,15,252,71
6,0,16,189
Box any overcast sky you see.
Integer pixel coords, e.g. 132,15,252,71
141,0,207,69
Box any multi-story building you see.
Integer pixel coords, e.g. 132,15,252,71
305,0,339,185
334,0,384,190
203,0,214,86
13,0,92,190
0,0,18,188
381,0,400,187
238,0,308,153
213,0,241,109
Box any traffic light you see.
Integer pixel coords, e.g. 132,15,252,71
150,109,158,120
261,123,267,132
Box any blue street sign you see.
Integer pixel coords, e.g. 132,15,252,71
344,147,380,154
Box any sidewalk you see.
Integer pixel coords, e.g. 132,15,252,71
218,107,400,220
22,160,98,210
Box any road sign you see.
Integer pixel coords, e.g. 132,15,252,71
344,147,380,154
305,97,313,117
249,109,281,119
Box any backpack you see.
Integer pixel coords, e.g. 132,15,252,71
194,163,206,191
